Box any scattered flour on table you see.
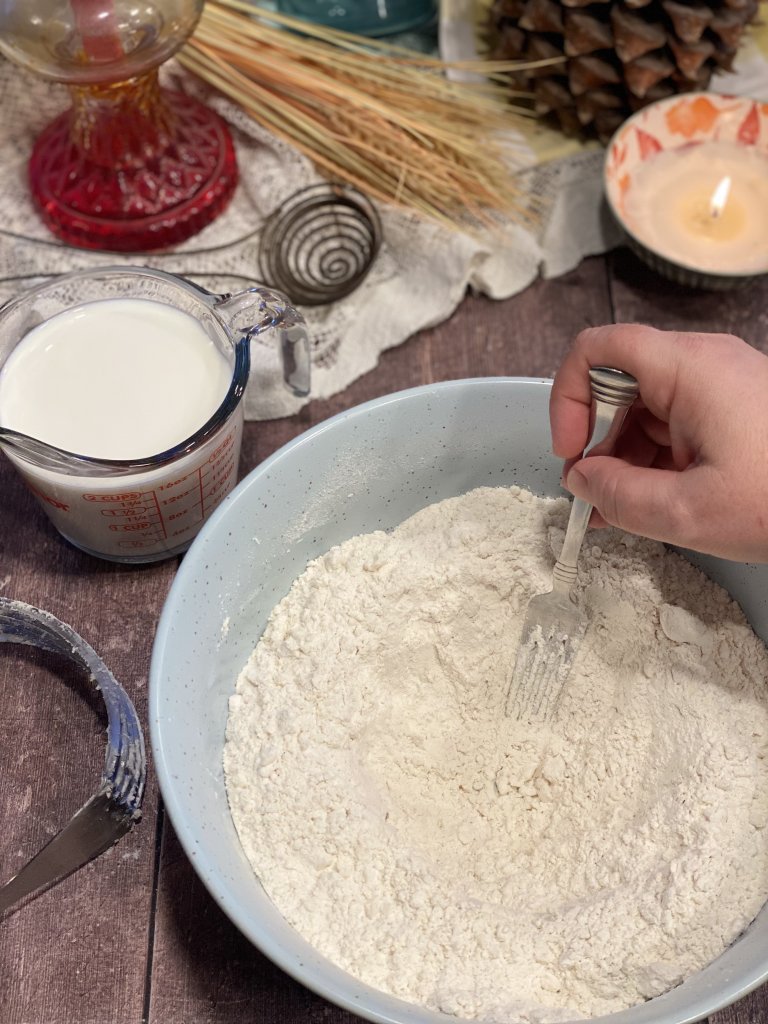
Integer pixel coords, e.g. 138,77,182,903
224,485,768,1023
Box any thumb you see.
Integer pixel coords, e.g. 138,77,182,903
565,456,698,548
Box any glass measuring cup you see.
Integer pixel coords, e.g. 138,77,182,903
0,266,311,563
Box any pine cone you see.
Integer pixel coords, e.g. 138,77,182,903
488,0,759,141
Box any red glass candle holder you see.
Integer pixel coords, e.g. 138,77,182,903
0,1,238,252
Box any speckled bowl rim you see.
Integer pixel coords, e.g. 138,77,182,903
150,378,768,1024
603,93,768,284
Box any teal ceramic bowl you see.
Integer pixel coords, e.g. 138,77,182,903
150,378,768,1024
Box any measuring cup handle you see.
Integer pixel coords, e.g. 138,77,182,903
214,287,311,397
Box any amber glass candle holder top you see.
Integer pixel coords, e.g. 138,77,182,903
0,0,238,252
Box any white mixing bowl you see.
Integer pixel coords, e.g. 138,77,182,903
150,378,768,1024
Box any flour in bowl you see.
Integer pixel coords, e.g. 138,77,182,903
224,485,768,1022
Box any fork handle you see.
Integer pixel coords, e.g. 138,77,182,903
552,367,640,589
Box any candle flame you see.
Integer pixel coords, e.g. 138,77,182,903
709,176,732,219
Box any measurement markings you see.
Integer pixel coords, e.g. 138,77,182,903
149,488,168,540
117,539,160,549
100,506,150,518
169,518,202,540
210,453,236,483
198,466,205,519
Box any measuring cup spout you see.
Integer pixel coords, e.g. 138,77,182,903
0,426,79,472
214,287,311,398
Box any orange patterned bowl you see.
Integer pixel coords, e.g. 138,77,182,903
604,94,768,290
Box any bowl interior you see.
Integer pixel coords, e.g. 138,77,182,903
150,378,768,1024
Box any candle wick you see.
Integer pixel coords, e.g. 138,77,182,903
710,176,732,219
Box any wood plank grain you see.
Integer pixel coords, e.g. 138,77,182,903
0,463,172,1024
147,258,614,1023
149,820,357,1024
609,247,768,352
710,988,768,1024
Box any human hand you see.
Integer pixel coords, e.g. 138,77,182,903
550,324,768,562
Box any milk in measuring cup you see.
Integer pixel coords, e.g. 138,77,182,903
0,298,243,560
0,298,231,456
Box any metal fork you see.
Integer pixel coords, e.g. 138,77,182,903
505,367,639,722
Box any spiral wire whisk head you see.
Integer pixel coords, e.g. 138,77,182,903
259,184,382,306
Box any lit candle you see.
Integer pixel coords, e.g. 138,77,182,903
621,141,768,275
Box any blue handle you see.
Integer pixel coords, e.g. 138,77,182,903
0,598,145,818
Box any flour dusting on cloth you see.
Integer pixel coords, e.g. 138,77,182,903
224,485,768,1022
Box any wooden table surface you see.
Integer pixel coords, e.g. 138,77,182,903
2,247,768,1024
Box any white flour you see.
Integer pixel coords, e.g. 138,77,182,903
224,485,768,1022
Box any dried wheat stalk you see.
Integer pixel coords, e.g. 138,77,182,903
179,0,555,229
